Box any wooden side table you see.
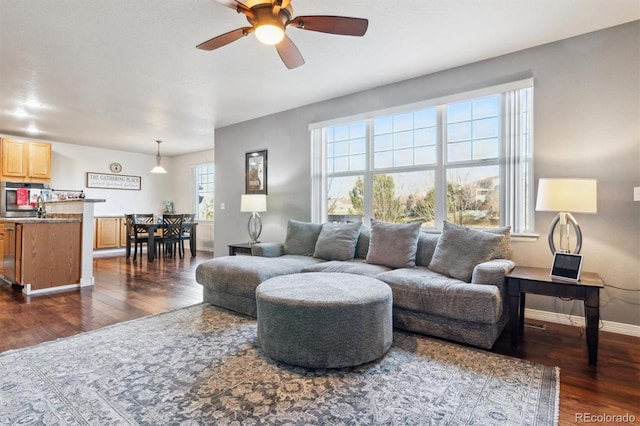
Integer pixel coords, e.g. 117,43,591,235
505,266,604,366
228,243,252,256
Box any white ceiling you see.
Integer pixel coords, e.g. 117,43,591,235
0,0,638,156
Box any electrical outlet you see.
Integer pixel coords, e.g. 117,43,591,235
220,202,225,210
634,187,640,202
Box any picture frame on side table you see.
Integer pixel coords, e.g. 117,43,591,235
246,150,267,195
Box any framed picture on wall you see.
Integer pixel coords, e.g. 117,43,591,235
245,150,267,195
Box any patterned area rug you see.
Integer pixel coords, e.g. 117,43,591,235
0,304,559,425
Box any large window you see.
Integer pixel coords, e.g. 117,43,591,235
195,164,214,220
312,80,534,233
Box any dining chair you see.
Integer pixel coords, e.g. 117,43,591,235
127,214,155,261
161,214,184,258
179,214,195,258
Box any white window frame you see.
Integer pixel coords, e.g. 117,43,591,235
310,79,534,235
193,163,215,221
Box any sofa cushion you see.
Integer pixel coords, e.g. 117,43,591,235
302,259,392,277
283,220,323,256
374,267,503,324
196,255,325,299
366,220,423,268
428,221,504,282
313,222,362,261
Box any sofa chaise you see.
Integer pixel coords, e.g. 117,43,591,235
196,219,516,349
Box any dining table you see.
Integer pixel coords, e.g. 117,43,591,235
125,221,198,262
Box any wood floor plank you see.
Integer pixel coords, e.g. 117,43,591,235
0,251,638,422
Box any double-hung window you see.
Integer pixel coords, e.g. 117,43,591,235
310,80,534,233
194,163,214,220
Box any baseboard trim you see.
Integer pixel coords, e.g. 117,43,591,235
525,308,640,337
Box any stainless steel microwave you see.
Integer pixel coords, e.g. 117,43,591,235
1,182,52,217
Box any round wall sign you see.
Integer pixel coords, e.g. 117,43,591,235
110,162,123,173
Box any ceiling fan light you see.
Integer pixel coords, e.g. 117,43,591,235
255,24,285,45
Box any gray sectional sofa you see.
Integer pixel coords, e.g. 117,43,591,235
196,219,516,349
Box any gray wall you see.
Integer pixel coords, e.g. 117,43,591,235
214,22,640,326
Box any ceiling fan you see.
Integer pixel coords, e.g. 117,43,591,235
196,0,369,69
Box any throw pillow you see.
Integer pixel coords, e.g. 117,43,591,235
283,220,323,256
313,222,362,261
365,219,423,268
355,225,370,259
428,220,504,282
480,226,513,260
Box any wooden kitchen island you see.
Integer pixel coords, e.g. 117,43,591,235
0,218,82,294
0,198,105,295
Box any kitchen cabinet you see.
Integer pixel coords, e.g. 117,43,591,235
0,138,52,183
0,219,81,292
95,217,122,249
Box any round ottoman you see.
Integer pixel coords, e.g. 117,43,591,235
256,272,393,368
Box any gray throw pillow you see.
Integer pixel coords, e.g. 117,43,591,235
355,225,370,259
313,222,362,261
365,220,423,268
480,226,513,260
283,220,323,256
428,220,505,282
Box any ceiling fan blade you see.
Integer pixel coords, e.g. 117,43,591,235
289,16,368,36
275,35,305,69
196,27,254,51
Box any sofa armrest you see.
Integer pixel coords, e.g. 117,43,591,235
471,259,516,286
251,242,284,257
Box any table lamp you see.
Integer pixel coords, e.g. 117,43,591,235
535,178,597,254
240,194,267,244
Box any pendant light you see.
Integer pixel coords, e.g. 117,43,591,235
150,140,167,174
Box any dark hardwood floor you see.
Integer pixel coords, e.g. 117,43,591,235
1,251,638,425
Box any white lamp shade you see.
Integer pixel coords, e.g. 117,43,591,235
241,194,267,212
535,178,597,213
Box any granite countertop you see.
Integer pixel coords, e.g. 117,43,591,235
44,199,106,203
0,217,82,223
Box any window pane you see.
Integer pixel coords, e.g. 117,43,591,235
414,127,436,147
334,156,349,172
350,154,366,171
448,122,471,142
334,125,349,141
472,117,499,139
414,108,436,128
375,151,393,169
374,134,393,151
327,176,364,217
394,130,413,150
474,138,499,160
448,101,471,122
414,146,436,165
372,171,436,226
472,96,499,119
394,148,413,167
350,122,366,139
350,138,366,155
374,116,392,135
334,141,349,156
448,141,471,162
393,113,413,132
446,165,499,228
